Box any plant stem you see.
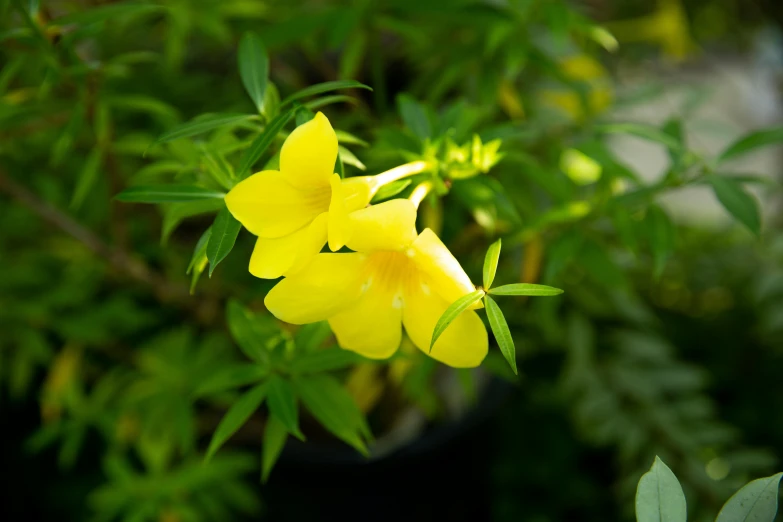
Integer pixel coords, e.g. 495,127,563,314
374,160,433,187
408,181,433,209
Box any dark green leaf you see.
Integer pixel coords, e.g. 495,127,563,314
187,228,211,295
266,376,304,440
195,363,268,397
709,176,761,236
304,95,357,110
295,375,369,455
483,239,502,290
295,106,315,126
293,322,334,352
207,206,242,276
261,415,288,483
489,284,564,297
205,383,268,462
238,32,269,114
718,126,783,163
646,206,675,278
290,349,362,374
635,456,687,522
397,94,431,141
115,185,226,203
430,290,485,351
226,300,278,364
54,2,163,26
595,122,681,151
281,80,372,107
371,179,411,203
70,147,103,210
484,295,517,375
237,106,296,178
150,113,255,148
715,472,782,522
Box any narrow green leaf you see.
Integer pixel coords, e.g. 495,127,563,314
595,122,681,151
338,145,365,171
335,130,368,147
70,147,103,210
293,321,333,352
489,284,564,297
186,226,211,276
718,126,783,163
237,106,296,178
430,290,485,351
484,295,517,375
238,32,269,114
206,206,242,276
304,94,357,111
371,179,412,203
709,176,761,236
334,149,345,179
290,349,362,374
295,106,315,126
54,2,163,26
261,415,288,483
715,472,782,522
397,94,431,141
195,363,268,397
482,239,502,290
646,206,675,278
226,299,278,364
115,185,225,203
150,113,255,148
205,383,268,462
266,375,304,440
635,456,687,522
280,80,372,107
295,375,370,455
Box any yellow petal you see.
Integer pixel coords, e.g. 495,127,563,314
279,112,337,189
327,174,352,251
402,275,488,368
225,170,329,238
345,199,417,253
342,176,375,212
329,277,403,360
264,253,364,324
408,228,480,308
248,212,328,279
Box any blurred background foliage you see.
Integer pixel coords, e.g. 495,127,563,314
2,0,783,521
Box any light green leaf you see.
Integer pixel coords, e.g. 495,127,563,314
304,95,357,111
205,383,268,462
207,206,242,276
397,94,431,141
338,145,365,170
635,456,687,522
70,147,103,210
335,130,368,147
238,32,269,114
484,295,517,375
266,375,304,440
371,179,412,202
225,299,277,364
280,80,372,107
715,472,782,522
261,414,288,483
430,289,485,351
187,227,211,295
488,284,564,297
483,239,502,290
595,122,681,151
115,185,226,203
709,176,761,236
150,113,255,148
237,106,296,178
718,126,783,163
295,375,370,455
290,349,362,374
54,2,163,26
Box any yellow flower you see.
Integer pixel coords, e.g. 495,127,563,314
225,112,381,279
264,199,488,368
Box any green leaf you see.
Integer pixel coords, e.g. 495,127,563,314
295,106,315,126
205,383,268,462
489,284,564,297
237,106,296,178
483,239,502,290
195,363,268,397
162,199,223,244
595,122,681,151
280,80,372,107
715,472,783,522
709,176,761,236
718,126,783,163
295,375,370,455
150,113,255,148
371,179,412,202
54,2,163,26
206,206,242,276
261,415,288,483
646,206,675,278
304,94,357,111
226,299,278,364
397,94,431,141
116,185,225,203
238,32,269,114
266,376,304,440
187,228,211,295
70,147,103,210
635,456,687,522
430,290,485,351
293,322,334,352
290,349,362,374
338,146,365,171
484,295,517,375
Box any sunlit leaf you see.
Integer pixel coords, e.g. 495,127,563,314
483,239,502,290
266,375,304,440
371,179,411,202
635,456,687,522
484,295,517,375
205,383,268,462
338,145,365,171
709,176,761,236
115,185,225,203
489,284,563,296
430,289,485,351
280,80,372,107
207,206,242,276
715,472,782,522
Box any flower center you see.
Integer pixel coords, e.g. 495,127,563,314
361,251,420,307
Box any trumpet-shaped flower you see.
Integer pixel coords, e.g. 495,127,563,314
264,200,488,368
225,112,383,279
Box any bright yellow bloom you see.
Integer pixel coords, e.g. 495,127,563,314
264,199,488,368
225,112,386,279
